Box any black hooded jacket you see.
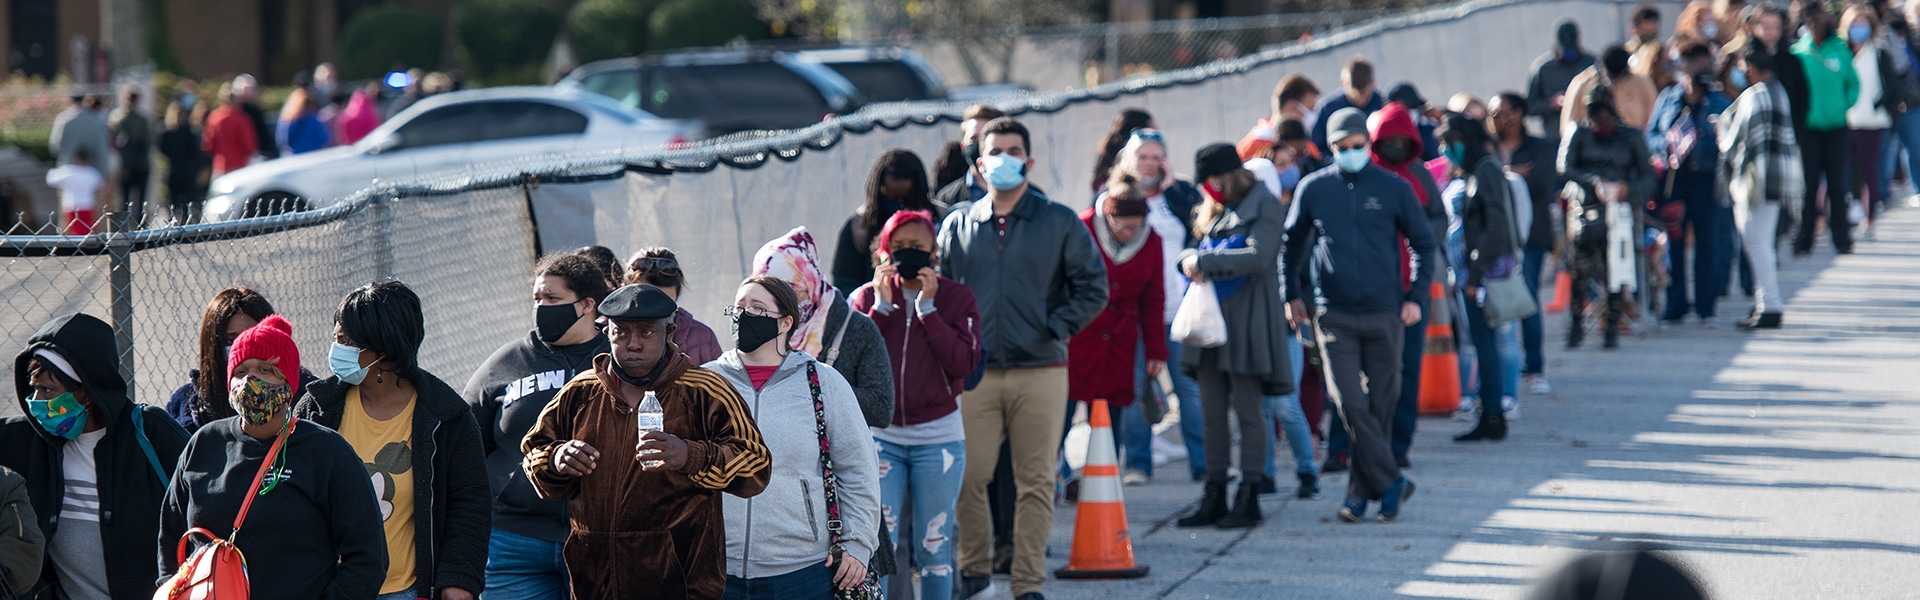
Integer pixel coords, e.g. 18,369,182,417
0,313,189,599
294,370,491,597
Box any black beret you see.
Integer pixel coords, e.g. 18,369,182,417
598,284,677,321
1194,142,1244,182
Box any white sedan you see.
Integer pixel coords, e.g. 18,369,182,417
204,86,696,221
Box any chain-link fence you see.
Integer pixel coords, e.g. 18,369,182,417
0,0,1666,417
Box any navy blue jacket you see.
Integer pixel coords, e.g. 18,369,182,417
1283,163,1439,315
1310,91,1386,156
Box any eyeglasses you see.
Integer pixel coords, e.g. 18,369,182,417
722,305,778,319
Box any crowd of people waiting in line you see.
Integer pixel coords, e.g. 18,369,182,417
43,63,466,233
0,0,1892,598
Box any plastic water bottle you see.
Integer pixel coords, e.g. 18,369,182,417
636,391,665,468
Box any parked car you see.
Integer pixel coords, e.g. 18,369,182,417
204,86,696,222
791,47,948,103
559,50,864,136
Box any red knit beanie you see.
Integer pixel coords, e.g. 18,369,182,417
227,314,301,397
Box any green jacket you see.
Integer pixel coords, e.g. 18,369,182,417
1792,35,1861,131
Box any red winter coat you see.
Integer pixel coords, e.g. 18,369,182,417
1068,208,1168,407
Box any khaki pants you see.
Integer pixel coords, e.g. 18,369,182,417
957,367,1067,596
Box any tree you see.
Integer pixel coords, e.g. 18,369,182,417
648,0,770,52
568,0,658,63
337,5,445,79
455,0,563,83
910,0,1092,84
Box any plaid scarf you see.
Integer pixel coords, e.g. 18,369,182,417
1719,80,1803,215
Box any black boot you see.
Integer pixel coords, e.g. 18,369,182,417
1602,311,1620,350
1739,312,1783,330
1216,479,1265,529
1177,481,1229,528
1566,315,1586,349
1454,406,1508,442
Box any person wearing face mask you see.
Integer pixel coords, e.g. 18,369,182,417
159,315,389,600
751,227,896,428
1647,41,1736,327
1322,101,1446,475
0,312,189,599
1528,20,1599,142
1284,108,1438,524
1559,86,1657,350
836,149,939,297
1435,114,1520,443
1564,45,1662,133
461,254,614,599
850,210,981,600
1790,0,1862,256
1238,73,1320,163
1845,6,1895,241
293,280,491,600
1719,45,1802,330
1112,129,1208,483
932,104,1009,219
167,287,319,433
708,276,880,600
938,116,1107,600
522,283,770,599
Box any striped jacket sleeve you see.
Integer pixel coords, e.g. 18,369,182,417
675,368,773,496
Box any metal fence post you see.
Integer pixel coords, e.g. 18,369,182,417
107,224,136,390
371,194,395,279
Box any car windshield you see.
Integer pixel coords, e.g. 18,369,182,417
823,61,930,102
578,63,830,121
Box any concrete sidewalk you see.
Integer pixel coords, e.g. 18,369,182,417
1001,206,1920,599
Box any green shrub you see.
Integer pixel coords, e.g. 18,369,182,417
337,5,445,80
454,0,562,81
568,0,657,63
647,0,768,52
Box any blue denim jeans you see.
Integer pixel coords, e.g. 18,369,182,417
374,593,414,600
1661,173,1723,320
1121,343,1155,475
484,528,568,600
1497,319,1521,403
876,439,964,600
724,563,836,600
1263,333,1316,479
1162,334,1206,480
1328,312,1425,457
1521,247,1548,374
1883,110,1920,197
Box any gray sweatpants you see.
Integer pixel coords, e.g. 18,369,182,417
1314,309,1406,500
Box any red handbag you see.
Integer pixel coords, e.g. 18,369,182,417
156,418,296,600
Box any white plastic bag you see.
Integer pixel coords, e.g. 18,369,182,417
1171,280,1227,348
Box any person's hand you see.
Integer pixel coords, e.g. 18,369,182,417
915,267,940,303
827,551,870,590
636,431,689,471
1401,302,1422,326
1147,360,1166,377
873,263,897,305
1181,256,1205,282
552,440,599,477
1464,285,1481,305
1287,300,1311,326
1508,163,1533,178
1551,93,1566,110
439,587,474,600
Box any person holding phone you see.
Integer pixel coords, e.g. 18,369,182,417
850,210,982,600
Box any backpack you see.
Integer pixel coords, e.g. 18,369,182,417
155,419,296,600
0,466,45,600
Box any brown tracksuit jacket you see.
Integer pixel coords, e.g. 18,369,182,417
523,352,771,600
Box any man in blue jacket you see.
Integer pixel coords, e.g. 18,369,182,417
1284,108,1438,525
1311,56,1386,156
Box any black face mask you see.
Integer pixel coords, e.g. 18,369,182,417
534,302,583,344
732,312,783,354
962,142,980,167
891,248,932,278
611,353,671,388
1377,142,1414,165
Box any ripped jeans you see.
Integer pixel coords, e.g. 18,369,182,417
876,438,966,600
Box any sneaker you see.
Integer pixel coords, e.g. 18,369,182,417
1501,395,1520,421
1700,316,1723,329
1122,470,1150,487
1910,194,1920,208
1454,396,1479,422
1338,495,1369,523
1526,374,1551,395
962,576,995,599
1378,477,1417,522
1394,453,1411,469
1296,472,1320,499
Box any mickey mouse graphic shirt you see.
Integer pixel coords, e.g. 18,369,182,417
342,388,418,595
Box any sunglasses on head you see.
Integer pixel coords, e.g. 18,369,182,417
1129,129,1165,145
631,257,681,274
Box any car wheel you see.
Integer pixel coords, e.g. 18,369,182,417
244,192,311,218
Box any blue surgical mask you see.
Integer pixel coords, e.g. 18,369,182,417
1850,24,1873,44
1731,69,1751,89
1334,146,1372,173
27,392,87,440
1443,142,1467,167
979,154,1027,191
329,342,371,385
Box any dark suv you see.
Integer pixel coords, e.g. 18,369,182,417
560,50,864,136
792,47,948,103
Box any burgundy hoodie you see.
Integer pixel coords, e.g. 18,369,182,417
850,275,983,426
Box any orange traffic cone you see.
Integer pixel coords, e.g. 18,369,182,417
1545,271,1571,313
1055,399,1150,580
1419,282,1462,415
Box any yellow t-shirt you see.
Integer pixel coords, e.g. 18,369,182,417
341,387,418,595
